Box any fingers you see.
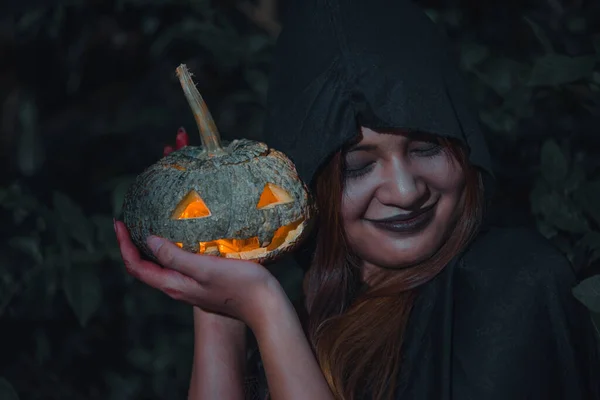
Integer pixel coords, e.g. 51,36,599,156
115,220,198,300
175,127,189,149
163,145,174,156
163,127,189,156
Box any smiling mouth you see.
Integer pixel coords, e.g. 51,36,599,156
175,218,305,259
365,204,436,233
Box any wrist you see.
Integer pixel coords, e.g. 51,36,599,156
193,307,247,339
248,278,297,338
189,308,247,400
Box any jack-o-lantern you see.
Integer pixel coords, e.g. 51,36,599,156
122,64,314,264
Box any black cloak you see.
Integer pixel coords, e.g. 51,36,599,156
247,0,600,398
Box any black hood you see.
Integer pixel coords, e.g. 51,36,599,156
253,4,600,399
263,0,495,193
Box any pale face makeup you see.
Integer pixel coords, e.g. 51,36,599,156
341,127,466,273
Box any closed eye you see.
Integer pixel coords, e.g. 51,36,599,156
344,162,375,179
410,143,442,157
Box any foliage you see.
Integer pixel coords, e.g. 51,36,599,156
0,0,599,398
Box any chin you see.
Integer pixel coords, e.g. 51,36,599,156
351,223,448,269
374,242,438,269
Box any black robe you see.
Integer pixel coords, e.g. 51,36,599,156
246,0,600,398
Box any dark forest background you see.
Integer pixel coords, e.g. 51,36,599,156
1,0,600,398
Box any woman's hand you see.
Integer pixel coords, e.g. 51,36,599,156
163,126,190,156
114,220,334,399
114,219,283,329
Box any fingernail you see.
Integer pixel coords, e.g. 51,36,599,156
147,236,165,254
113,218,118,234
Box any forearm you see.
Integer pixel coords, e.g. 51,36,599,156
251,282,334,400
188,307,247,400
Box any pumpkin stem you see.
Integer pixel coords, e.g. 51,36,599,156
176,64,224,155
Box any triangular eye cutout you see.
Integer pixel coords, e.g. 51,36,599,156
256,183,293,209
171,190,211,219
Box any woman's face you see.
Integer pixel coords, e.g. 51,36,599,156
341,127,466,271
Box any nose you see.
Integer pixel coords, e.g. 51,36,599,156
375,159,428,209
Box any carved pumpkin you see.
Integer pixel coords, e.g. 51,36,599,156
122,64,314,264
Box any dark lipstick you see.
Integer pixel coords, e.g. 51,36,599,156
365,204,436,233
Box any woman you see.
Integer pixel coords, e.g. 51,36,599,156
114,0,600,399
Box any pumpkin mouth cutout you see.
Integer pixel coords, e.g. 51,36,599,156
174,218,304,259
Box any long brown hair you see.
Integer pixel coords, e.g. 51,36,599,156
304,137,485,400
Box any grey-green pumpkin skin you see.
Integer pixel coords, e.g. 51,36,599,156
122,138,315,264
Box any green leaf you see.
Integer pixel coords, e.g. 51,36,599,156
578,232,600,263
424,9,439,23
12,208,29,225
243,68,269,102
53,191,94,251
592,33,600,56
104,371,142,400
528,54,597,87
563,162,586,194
8,236,43,264
574,180,600,226
479,109,517,133
474,58,525,96
578,232,600,249
111,177,135,217
127,348,156,372
540,140,568,187
0,377,19,400
101,175,136,216
592,312,600,346
572,275,600,313
245,34,272,56
538,192,588,234
442,8,462,27
91,215,119,259
523,16,554,53
501,87,533,118
62,263,103,327
566,16,586,33
16,96,44,177
17,9,45,33
536,219,558,240
530,178,549,215
71,249,104,264
34,330,51,365
460,42,489,71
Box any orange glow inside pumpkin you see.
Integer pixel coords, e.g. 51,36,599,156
171,190,211,219
171,184,301,256
172,183,293,221
174,218,303,255
256,183,293,209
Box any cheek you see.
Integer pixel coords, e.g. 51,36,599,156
341,181,376,220
416,155,464,193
